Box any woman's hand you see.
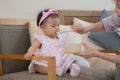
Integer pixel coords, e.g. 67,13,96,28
71,24,86,34
79,43,99,59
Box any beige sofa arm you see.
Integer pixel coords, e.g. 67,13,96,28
0,54,56,80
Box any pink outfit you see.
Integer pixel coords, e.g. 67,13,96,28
28,34,90,74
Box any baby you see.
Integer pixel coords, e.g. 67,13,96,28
24,9,90,77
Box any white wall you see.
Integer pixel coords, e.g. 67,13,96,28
0,0,115,19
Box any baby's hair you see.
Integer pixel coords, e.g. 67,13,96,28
37,9,59,27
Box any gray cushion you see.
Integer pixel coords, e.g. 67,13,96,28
0,26,31,74
98,9,110,21
0,67,115,80
88,32,120,50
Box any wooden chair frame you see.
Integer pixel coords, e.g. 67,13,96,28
0,54,56,80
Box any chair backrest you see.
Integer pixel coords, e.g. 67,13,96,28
0,18,31,74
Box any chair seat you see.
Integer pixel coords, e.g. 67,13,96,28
0,67,115,80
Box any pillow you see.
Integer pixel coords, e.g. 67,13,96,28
98,9,111,21
88,31,120,50
29,21,82,54
29,21,43,44
73,17,92,26
73,17,104,49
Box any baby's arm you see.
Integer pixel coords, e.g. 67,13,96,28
24,39,41,60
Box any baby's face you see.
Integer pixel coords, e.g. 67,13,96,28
42,17,60,38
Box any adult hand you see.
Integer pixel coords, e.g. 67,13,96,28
79,43,99,59
71,24,86,34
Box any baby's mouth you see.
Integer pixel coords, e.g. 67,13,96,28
55,32,58,35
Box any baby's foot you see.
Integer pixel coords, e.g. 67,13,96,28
56,68,64,77
70,63,80,77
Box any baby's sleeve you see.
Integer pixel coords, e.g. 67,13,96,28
34,34,43,42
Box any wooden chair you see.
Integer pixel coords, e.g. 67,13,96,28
0,54,56,80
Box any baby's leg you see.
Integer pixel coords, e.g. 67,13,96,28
56,67,64,77
34,64,64,76
74,55,90,67
34,64,48,74
69,63,80,77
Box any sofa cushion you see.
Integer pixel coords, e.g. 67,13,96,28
0,67,115,80
88,31,120,50
0,26,30,74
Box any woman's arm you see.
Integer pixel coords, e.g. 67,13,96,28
84,21,105,32
95,51,120,64
79,43,120,64
72,21,105,34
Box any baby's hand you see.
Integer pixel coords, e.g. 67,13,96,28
24,52,34,60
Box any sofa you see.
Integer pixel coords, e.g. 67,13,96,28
0,10,119,80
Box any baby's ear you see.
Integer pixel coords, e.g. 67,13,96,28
40,25,45,29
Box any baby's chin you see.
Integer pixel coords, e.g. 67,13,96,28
53,33,58,37
56,32,60,35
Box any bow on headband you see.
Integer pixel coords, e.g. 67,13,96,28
39,9,58,26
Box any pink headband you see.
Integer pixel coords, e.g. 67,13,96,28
39,9,58,26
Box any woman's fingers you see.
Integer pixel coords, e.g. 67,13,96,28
81,42,90,50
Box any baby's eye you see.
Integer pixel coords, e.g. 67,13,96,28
52,25,59,28
55,25,60,28
52,26,56,27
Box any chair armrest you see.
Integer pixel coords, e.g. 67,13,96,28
99,50,119,55
99,50,120,67
0,54,56,80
